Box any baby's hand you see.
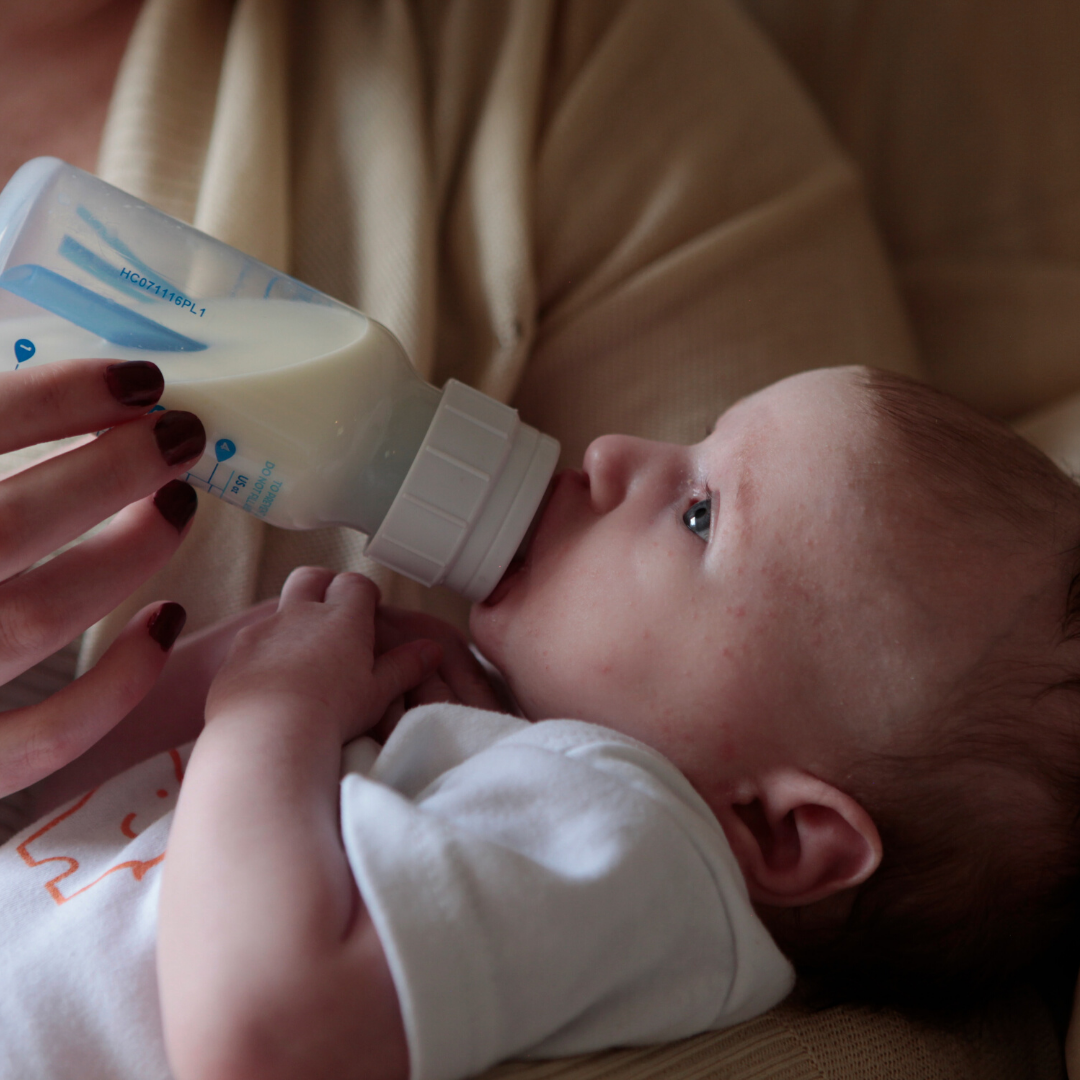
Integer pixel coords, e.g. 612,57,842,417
206,568,441,744
370,606,505,741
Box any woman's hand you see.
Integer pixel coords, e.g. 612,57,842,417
20,599,279,821
0,357,205,796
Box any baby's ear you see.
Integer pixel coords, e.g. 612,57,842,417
714,769,881,908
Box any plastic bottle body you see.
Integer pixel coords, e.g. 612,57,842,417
153,314,442,534
0,158,444,535
2,295,441,534
0,159,559,600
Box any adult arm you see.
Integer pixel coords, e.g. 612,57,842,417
20,597,277,817
25,593,491,819
0,358,205,796
158,569,441,1080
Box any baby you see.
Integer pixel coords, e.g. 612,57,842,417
2,365,1079,1080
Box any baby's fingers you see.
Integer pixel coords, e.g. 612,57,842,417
364,640,442,731
376,605,502,711
368,671,454,745
278,565,339,606
367,695,407,745
408,672,457,708
0,601,185,797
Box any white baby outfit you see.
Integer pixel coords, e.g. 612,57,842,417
0,705,794,1080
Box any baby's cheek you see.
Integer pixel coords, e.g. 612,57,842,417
564,632,667,722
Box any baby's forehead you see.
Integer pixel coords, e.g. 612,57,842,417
743,376,1026,570
713,367,876,440
708,369,1074,574
711,371,882,486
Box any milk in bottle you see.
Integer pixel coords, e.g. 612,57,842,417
0,158,558,601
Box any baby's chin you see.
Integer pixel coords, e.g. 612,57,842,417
468,601,503,667
469,604,538,716
469,556,528,641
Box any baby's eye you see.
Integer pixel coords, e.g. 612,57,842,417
682,497,712,541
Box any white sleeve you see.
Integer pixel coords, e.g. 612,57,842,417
339,706,794,1080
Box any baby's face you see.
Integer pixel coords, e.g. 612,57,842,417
470,368,1030,803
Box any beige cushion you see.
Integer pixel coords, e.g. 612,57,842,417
480,989,1063,1080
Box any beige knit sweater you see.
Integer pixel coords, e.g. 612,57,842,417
82,0,920,662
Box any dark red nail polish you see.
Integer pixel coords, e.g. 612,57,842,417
105,361,164,407
153,411,205,466
148,602,187,651
154,480,198,532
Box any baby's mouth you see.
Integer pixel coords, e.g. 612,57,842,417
480,473,559,607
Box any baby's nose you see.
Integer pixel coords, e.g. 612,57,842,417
583,434,649,512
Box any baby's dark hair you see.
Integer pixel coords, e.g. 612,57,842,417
771,367,1080,1006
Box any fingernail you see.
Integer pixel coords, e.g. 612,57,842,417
105,361,164,407
153,411,205,466
148,602,187,651
154,479,198,533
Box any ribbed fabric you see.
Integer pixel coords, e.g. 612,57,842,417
741,0,1080,420
79,0,920,662
478,988,1062,1080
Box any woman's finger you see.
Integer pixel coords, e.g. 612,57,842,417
0,358,165,454
22,598,280,820
0,600,186,798
0,484,197,686
0,409,204,581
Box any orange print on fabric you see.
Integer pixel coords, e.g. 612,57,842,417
17,749,185,906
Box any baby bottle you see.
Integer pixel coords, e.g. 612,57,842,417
0,158,559,601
